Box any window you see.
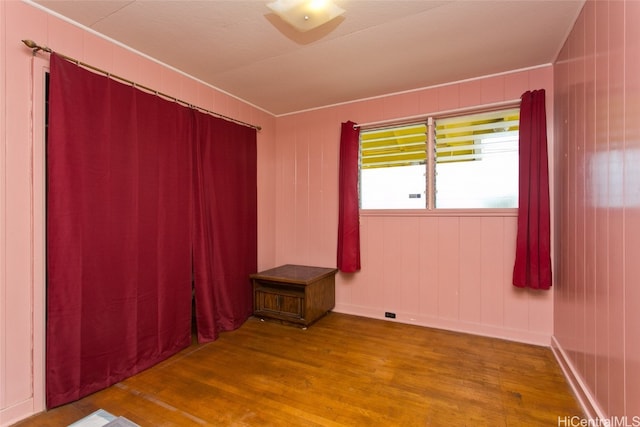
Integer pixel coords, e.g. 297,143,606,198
359,108,519,209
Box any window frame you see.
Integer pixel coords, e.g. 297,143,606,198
358,105,520,215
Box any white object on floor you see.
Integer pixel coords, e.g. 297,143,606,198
68,409,139,427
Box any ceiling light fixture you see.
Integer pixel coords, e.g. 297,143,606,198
266,0,345,32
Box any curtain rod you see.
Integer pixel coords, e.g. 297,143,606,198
353,99,521,130
21,39,262,132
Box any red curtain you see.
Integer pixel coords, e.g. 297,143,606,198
47,54,193,407
337,121,361,272
513,89,552,290
192,110,257,342
46,54,257,407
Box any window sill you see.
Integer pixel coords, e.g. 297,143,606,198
359,208,518,218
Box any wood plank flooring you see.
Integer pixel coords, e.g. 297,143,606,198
12,313,583,426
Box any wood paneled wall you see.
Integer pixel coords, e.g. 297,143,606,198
552,0,640,420
340,213,553,344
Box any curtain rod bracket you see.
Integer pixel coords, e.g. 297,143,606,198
22,39,52,55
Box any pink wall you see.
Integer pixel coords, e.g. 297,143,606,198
552,0,640,420
273,67,556,346
0,2,275,425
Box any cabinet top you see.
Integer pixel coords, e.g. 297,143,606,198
250,264,338,285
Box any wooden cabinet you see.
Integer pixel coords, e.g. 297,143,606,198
250,264,338,327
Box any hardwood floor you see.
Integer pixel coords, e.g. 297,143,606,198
13,313,583,426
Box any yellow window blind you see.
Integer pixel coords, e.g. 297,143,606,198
435,108,520,163
360,123,427,169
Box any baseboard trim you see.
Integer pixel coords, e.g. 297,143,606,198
333,304,550,346
0,397,36,427
550,335,606,420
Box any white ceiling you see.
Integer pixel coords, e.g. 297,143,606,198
30,0,585,116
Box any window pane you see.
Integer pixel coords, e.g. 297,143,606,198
361,164,425,209
436,148,518,208
435,109,519,208
360,123,427,209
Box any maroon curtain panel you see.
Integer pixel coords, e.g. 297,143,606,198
192,110,257,342
513,89,552,290
47,54,193,407
337,121,361,272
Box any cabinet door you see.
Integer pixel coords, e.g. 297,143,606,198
255,290,303,319
257,291,281,313
278,294,303,319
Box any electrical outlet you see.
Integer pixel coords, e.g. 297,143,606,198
385,312,396,319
